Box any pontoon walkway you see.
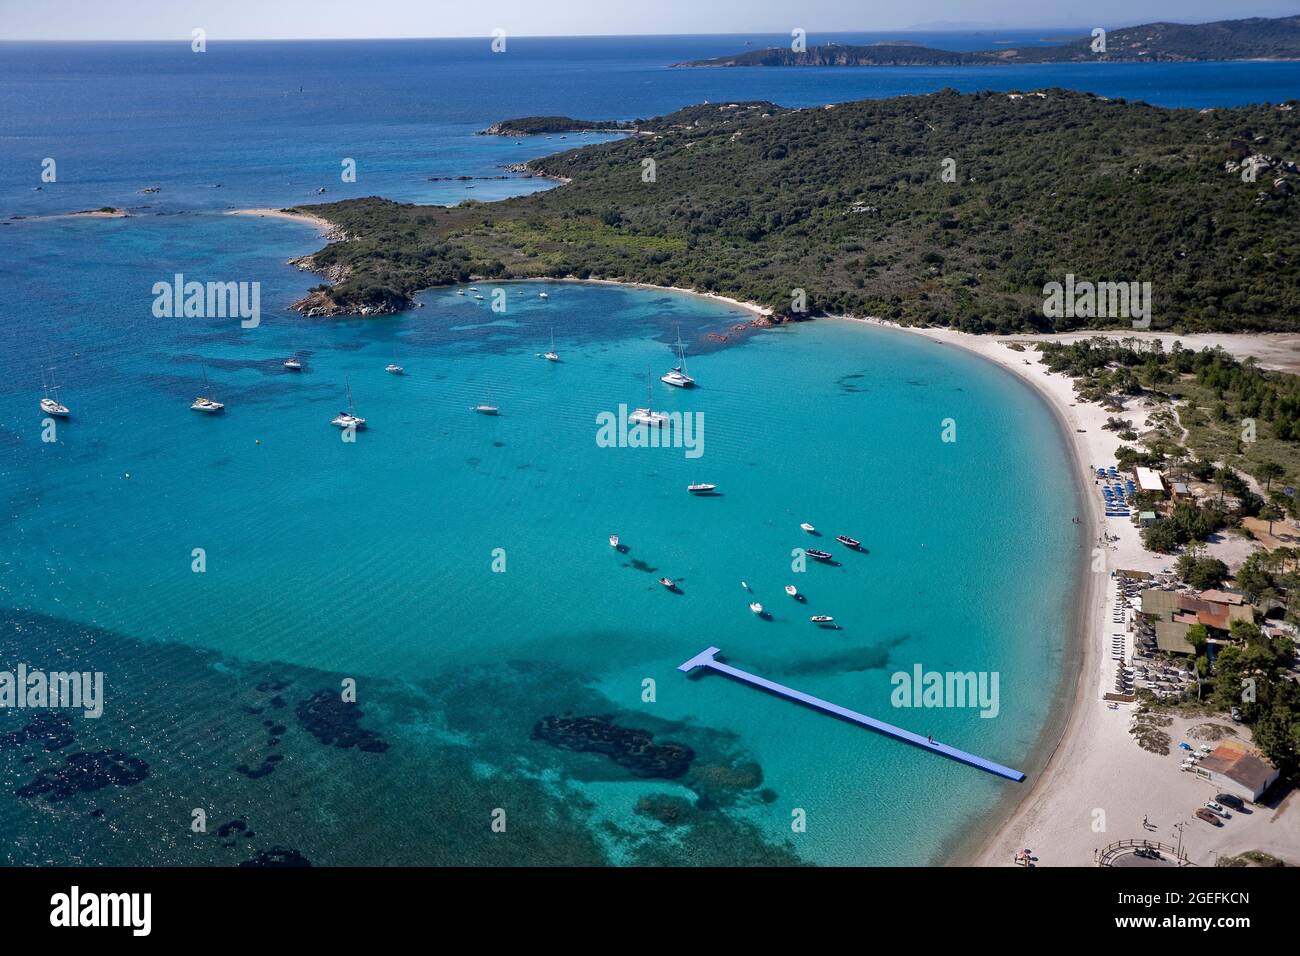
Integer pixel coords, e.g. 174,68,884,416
678,646,1026,782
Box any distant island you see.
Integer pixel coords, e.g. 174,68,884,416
479,103,790,136
676,15,1300,67
294,90,1300,333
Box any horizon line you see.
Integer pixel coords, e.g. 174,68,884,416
0,24,1173,44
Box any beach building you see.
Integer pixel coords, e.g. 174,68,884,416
1191,740,1279,802
1134,466,1167,497
1139,511,1157,528
1140,589,1256,654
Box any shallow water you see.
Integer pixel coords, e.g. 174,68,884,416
4,31,1274,865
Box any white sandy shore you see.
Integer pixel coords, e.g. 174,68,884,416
855,320,1299,867
227,207,340,236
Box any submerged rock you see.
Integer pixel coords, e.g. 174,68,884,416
239,847,312,868
17,750,149,802
531,715,693,778
295,690,388,752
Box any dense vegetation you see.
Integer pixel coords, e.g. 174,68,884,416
1038,338,1300,493
678,16,1300,67
298,90,1300,331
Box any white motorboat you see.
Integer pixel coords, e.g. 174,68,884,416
609,534,620,549
749,602,764,615
687,483,716,494
810,615,835,624
800,523,816,533
785,585,798,597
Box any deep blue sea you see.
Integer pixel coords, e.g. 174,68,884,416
0,35,1297,866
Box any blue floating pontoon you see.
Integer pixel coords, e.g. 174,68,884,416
678,647,1026,783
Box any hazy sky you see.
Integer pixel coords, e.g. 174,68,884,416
2,0,1296,40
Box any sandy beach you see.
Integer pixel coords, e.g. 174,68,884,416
861,320,1299,867
227,207,341,237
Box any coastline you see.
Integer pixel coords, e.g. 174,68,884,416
227,206,341,237
852,319,1106,867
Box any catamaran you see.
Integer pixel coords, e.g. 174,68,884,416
661,328,695,388
191,369,225,413
331,380,366,429
629,371,668,427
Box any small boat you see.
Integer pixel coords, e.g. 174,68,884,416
806,549,833,561
40,369,70,416
283,356,303,371
741,581,750,591
541,329,559,362
810,615,835,624
784,585,798,597
385,363,404,375
473,294,485,300
191,369,224,413
472,387,499,415
687,483,716,494
836,535,862,549
800,523,816,533
456,290,465,296
538,292,549,299
658,577,677,591
609,534,620,549
749,602,764,615
661,328,696,388
469,287,479,292
331,380,366,429
629,370,668,427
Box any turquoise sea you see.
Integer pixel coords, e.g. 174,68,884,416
0,35,1296,866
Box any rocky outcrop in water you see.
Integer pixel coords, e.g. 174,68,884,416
295,690,389,752
17,750,149,801
531,715,693,778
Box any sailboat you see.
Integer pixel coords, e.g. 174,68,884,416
39,369,70,417
191,369,225,413
472,387,499,415
541,329,559,362
629,370,668,427
661,328,695,388
330,379,366,428
283,354,303,371
385,357,405,374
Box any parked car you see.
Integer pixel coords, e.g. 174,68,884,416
1215,793,1245,811
1195,808,1223,826
1204,801,1232,819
